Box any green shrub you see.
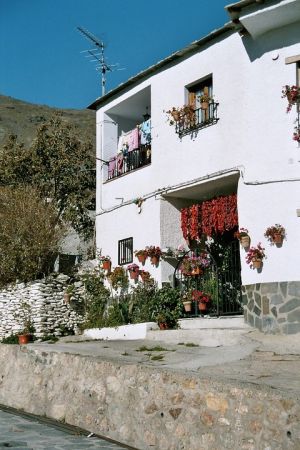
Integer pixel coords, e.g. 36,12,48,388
1,334,19,344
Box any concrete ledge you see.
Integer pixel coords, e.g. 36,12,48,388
83,322,158,340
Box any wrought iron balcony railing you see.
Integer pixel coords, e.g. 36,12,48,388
175,102,219,138
107,144,151,181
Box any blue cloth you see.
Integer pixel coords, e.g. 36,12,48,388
140,119,151,145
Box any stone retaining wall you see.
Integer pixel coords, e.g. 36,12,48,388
243,281,300,334
0,346,299,450
0,275,84,339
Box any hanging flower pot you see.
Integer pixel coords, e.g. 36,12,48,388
264,224,285,246
272,233,283,245
137,253,147,264
191,267,202,276
252,259,262,269
240,235,251,248
183,301,192,312
140,270,151,283
130,270,139,280
150,256,159,266
102,260,111,271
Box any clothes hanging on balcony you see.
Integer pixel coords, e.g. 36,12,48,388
140,119,151,145
116,154,124,174
108,157,116,178
127,127,139,151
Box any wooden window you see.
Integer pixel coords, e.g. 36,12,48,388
187,76,213,110
118,237,133,265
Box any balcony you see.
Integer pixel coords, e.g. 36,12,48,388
175,102,219,138
107,144,151,181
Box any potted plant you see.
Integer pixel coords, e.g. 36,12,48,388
127,263,140,280
293,125,300,143
180,253,210,276
64,284,74,303
134,249,148,264
166,107,183,125
146,246,162,266
264,224,286,245
246,243,266,269
282,85,300,112
191,290,211,312
156,313,169,330
234,227,250,248
17,302,34,345
139,270,151,283
99,255,111,271
198,93,213,110
181,291,192,312
108,266,128,290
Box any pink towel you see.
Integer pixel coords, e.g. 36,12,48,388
108,157,116,177
127,128,139,151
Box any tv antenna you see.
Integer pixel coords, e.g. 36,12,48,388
77,26,124,96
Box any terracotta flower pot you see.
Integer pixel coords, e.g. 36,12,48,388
201,101,209,110
130,270,139,280
272,234,283,244
159,322,169,330
18,334,30,345
64,293,71,304
252,259,262,269
198,302,207,312
240,236,250,248
137,254,147,264
102,260,111,271
183,301,192,312
191,267,202,276
150,256,159,266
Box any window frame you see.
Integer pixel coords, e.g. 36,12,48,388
118,237,133,265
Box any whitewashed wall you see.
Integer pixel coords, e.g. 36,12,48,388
95,14,300,288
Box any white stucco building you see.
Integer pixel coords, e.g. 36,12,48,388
89,0,300,334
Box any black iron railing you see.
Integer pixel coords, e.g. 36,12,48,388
175,102,219,138
107,145,151,181
174,240,242,317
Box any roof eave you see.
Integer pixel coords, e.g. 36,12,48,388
87,22,238,110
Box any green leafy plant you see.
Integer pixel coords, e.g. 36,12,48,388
0,186,65,286
153,286,182,329
108,266,129,290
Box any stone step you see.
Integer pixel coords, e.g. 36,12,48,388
178,315,251,330
146,327,253,347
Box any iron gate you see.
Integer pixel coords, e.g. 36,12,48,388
174,239,242,316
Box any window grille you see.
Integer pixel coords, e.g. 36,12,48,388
118,237,133,265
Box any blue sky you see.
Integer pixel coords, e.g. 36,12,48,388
0,0,230,110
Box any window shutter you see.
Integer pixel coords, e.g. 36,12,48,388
188,92,196,107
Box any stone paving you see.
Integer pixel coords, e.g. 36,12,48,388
0,409,132,450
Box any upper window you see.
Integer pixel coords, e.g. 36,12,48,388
166,75,218,138
187,76,213,110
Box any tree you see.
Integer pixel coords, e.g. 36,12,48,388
0,113,96,239
0,186,65,287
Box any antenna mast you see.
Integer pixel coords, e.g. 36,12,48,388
77,26,123,96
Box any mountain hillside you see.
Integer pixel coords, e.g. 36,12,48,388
0,94,95,149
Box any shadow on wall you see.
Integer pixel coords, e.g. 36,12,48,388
242,20,300,62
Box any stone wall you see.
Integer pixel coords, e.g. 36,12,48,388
243,281,300,334
0,275,84,339
0,345,299,450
